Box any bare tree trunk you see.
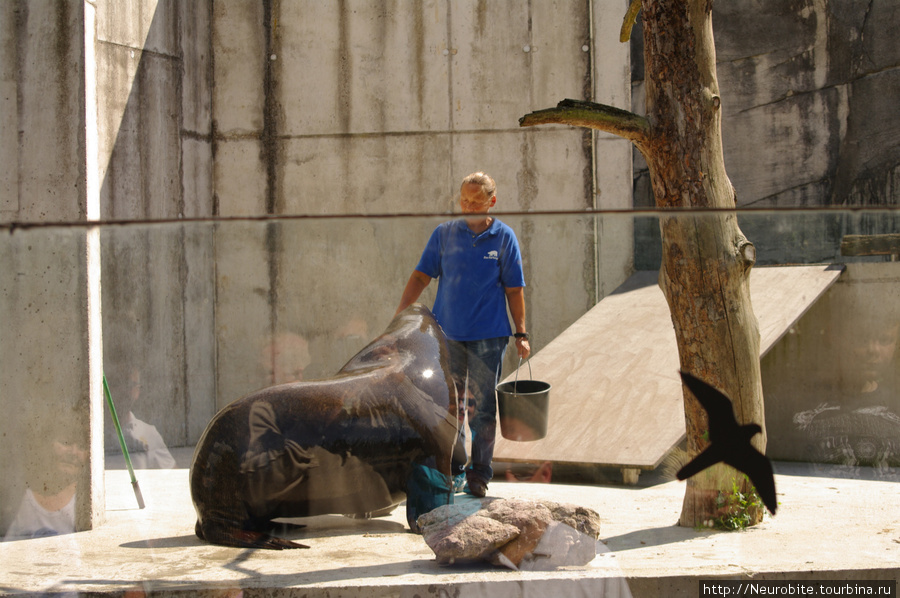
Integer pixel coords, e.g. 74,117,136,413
520,0,766,527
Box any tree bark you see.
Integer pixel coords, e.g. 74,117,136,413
520,0,766,527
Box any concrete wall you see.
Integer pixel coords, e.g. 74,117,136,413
95,0,217,452
632,0,900,210
715,0,900,208
0,0,104,533
0,0,214,535
1,1,635,538
210,0,634,408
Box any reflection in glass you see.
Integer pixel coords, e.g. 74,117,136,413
105,369,176,470
4,426,87,540
794,308,900,474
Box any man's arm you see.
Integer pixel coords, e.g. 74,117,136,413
395,270,432,316
504,286,530,359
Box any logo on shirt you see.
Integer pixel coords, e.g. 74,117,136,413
484,250,499,260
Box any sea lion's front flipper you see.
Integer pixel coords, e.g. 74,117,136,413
231,529,310,550
196,519,309,550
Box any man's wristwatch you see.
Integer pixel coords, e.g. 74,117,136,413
514,332,529,340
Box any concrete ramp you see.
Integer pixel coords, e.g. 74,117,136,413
493,265,844,476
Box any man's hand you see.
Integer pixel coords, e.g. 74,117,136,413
515,337,530,359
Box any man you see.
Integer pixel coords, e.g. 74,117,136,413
395,171,530,497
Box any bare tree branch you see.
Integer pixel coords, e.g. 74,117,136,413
620,0,642,42
519,99,650,149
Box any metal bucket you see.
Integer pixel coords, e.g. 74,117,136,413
496,359,551,441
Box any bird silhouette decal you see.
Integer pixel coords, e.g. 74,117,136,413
676,371,778,515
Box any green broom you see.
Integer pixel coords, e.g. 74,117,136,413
102,375,146,509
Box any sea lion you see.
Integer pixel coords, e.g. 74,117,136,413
190,304,462,549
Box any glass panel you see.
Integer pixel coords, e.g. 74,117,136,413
0,207,897,586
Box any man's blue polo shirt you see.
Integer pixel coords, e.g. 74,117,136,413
415,218,525,341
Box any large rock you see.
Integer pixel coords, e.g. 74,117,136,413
417,498,602,570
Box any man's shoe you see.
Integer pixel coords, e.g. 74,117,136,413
467,479,488,498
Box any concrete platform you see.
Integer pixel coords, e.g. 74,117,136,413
1,449,897,597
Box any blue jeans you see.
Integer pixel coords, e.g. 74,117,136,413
447,337,509,484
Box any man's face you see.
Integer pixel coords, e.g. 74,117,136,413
459,183,495,225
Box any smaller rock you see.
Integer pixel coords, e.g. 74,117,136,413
536,500,602,538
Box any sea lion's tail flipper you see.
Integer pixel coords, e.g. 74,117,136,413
195,518,309,550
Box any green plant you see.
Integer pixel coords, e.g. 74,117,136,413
713,476,765,531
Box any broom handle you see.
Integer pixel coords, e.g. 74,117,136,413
102,375,145,509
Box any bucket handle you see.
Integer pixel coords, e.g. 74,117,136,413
512,357,532,393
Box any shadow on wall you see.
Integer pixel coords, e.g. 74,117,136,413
99,2,216,454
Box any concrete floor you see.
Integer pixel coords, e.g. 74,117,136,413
1,450,898,597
